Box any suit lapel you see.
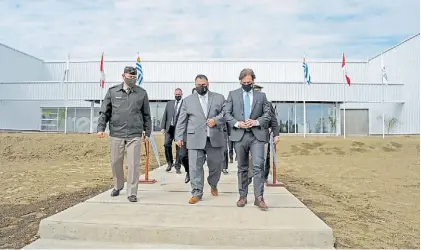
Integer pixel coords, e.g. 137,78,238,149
237,88,244,112
193,93,207,118
174,100,182,123
250,91,258,114
168,100,175,119
206,92,214,118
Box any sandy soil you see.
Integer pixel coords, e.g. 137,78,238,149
275,136,420,249
0,133,419,249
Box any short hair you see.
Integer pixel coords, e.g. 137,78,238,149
195,74,208,81
175,88,182,93
239,68,256,81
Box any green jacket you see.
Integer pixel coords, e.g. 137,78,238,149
97,83,152,138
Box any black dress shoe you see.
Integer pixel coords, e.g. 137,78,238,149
127,195,137,202
184,173,190,184
111,188,123,197
222,169,228,174
165,164,172,172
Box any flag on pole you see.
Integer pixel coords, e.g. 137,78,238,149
99,53,105,88
302,56,311,85
136,53,144,87
341,53,351,85
381,55,388,82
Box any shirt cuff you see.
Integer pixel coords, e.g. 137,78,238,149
234,122,239,128
255,120,260,126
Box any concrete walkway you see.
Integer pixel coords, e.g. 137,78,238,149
24,163,335,249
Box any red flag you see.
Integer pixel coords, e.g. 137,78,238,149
99,53,105,88
341,53,351,86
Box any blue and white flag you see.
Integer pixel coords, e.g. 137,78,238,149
136,53,144,87
303,56,311,85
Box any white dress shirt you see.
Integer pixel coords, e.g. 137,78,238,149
198,92,210,137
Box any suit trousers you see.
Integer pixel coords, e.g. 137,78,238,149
110,136,141,196
188,138,223,198
164,126,181,166
222,142,228,170
235,131,265,198
228,140,234,161
177,143,189,173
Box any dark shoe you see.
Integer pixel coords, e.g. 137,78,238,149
128,195,137,202
110,188,123,197
175,168,182,174
211,187,218,196
189,196,201,204
254,197,268,211
229,159,233,163
165,164,172,172
222,169,228,175
236,197,247,207
184,173,190,184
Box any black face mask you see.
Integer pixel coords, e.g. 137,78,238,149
196,85,208,96
175,96,182,101
241,84,253,92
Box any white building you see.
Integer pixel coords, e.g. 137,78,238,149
0,34,419,135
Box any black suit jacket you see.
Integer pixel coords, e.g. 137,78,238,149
161,100,182,132
269,104,280,137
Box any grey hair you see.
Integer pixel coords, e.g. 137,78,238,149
175,88,182,93
239,68,256,81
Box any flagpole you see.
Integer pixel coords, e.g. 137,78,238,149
303,79,306,138
381,55,385,139
342,72,346,139
64,54,69,134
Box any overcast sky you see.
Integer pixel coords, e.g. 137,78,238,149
0,0,419,60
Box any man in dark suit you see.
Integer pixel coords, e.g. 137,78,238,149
252,85,280,183
221,122,229,174
161,88,185,174
224,68,271,211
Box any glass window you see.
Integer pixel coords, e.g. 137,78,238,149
274,102,296,133
322,104,337,133
306,103,321,133
150,102,167,131
295,103,305,133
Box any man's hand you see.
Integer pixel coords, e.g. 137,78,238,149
97,132,105,138
274,136,280,145
245,119,257,127
207,119,216,128
161,129,165,134
176,140,184,147
237,121,249,129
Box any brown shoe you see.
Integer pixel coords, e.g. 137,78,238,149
236,197,247,207
211,187,218,196
254,197,268,211
188,196,201,204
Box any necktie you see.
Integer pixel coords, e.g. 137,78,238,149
244,92,250,120
172,101,179,125
200,96,207,116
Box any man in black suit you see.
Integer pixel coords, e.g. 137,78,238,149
161,88,186,175
253,85,279,183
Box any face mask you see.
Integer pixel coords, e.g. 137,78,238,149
175,96,182,101
196,85,208,96
124,77,136,87
241,83,253,92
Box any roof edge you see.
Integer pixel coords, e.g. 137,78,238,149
0,42,44,62
368,33,420,61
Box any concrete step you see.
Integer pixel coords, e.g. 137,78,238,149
25,239,330,249
38,190,334,248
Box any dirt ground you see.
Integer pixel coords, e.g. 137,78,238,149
275,136,420,249
0,132,165,249
0,133,419,249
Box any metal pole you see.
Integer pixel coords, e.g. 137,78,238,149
90,101,94,134
343,74,346,139
303,82,306,138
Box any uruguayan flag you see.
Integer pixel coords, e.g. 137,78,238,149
136,54,144,87
303,58,311,85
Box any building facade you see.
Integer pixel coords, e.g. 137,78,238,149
0,34,419,135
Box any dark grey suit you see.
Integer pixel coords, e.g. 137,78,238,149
175,91,226,198
161,100,182,168
224,88,271,199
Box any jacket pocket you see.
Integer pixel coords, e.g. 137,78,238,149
187,129,195,134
